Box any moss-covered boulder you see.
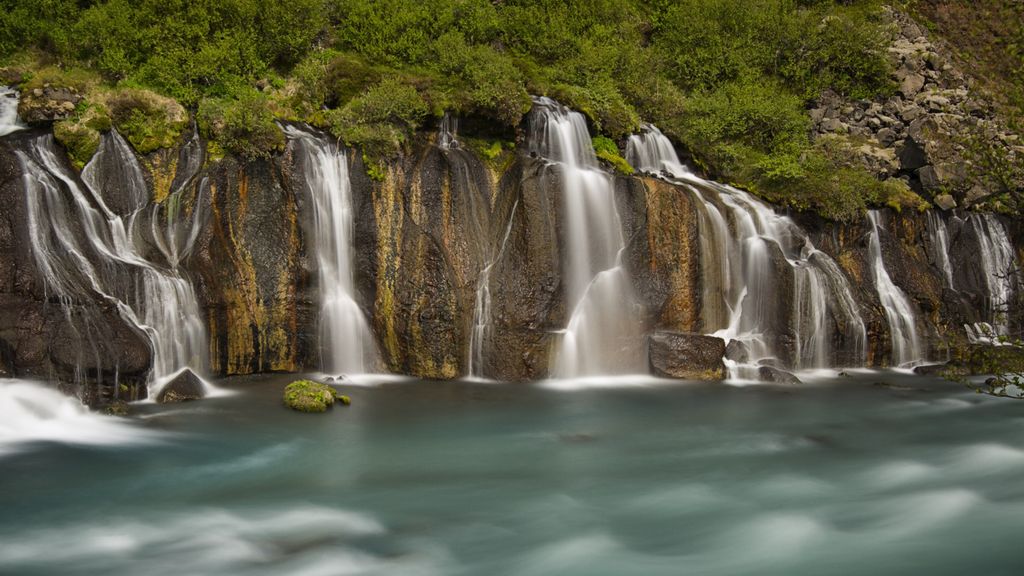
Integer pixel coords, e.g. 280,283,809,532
283,379,349,413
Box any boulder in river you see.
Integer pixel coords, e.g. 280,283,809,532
648,332,727,381
156,369,206,403
758,366,803,385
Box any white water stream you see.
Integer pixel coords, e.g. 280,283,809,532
16,132,209,397
627,127,866,373
0,85,24,137
284,126,376,375
530,98,644,377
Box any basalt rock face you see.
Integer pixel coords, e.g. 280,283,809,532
620,177,702,334
0,133,152,405
802,209,1020,365
3,117,1023,388
193,153,314,376
351,139,498,379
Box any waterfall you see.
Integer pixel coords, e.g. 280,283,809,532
925,211,955,288
468,200,518,378
627,127,866,371
0,86,23,137
867,210,922,366
971,214,1017,333
438,113,458,150
16,132,208,396
529,97,644,377
284,126,376,375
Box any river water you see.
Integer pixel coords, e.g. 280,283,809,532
1,373,1022,575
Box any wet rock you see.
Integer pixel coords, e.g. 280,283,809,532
104,400,130,416
725,339,750,364
156,369,205,403
648,331,726,381
758,366,802,385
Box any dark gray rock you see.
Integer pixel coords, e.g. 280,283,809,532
649,332,726,381
156,369,205,403
725,339,750,364
758,366,803,385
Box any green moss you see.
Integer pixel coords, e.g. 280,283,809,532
592,135,634,175
53,120,100,170
283,379,348,413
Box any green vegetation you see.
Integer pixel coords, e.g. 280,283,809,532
592,136,634,175
283,379,349,413
1,0,911,219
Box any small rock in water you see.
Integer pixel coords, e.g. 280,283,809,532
283,380,350,413
323,376,335,383
758,366,802,385
156,369,205,403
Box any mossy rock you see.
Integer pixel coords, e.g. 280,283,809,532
283,379,350,413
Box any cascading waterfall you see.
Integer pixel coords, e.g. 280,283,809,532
284,125,376,375
0,86,23,137
530,97,644,377
925,211,955,288
16,131,208,395
926,211,1018,338
867,210,922,366
628,127,866,371
971,213,1017,333
438,113,458,150
468,200,519,378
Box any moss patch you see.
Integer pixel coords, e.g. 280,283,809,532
592,135,634,175
283,379,349,413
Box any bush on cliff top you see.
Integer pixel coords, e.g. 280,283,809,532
1,0,905,219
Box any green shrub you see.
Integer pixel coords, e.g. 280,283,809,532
327,77,428,157
198,88,284,160
104,88,186,153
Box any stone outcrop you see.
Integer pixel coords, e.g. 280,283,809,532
648,332,727,380
17,85,84,124
809,8,1022,208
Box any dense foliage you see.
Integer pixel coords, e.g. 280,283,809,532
1,0,907,219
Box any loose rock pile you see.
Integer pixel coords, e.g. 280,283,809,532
809,9,1022,209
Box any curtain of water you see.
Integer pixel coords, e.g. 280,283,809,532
627,127,866,371
284,126,376,375
530,98,644,377
867,210,923,366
